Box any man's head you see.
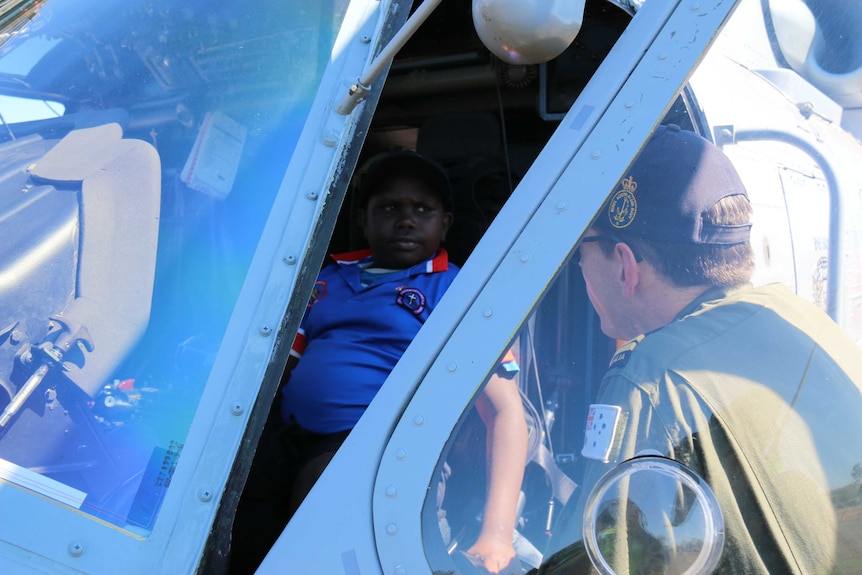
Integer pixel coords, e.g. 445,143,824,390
358,151,454,269
593,124,752,246
578,125,755,339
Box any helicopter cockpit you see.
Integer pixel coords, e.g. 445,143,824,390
0,0,861,574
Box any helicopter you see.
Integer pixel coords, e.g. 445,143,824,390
0,0,860,573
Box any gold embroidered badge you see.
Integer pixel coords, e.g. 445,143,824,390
608,176,637,229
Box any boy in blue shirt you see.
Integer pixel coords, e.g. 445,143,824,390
281,150,459,434
231,151,527,574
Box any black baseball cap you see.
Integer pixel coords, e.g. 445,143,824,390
596,124,751,245
359,150,454,212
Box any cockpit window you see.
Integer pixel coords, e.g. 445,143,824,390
0,0,350,536
0,36,58,75
419,1,862,572
422,256,608,574
0,94,63,122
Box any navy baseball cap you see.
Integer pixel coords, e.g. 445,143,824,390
360,150,454,212
596,124,751,245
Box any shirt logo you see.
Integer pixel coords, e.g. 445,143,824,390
608,176,637,229
309,281,327,306
396,287,426,315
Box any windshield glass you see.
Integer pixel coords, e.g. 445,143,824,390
419,0,862,573
0,0,348,535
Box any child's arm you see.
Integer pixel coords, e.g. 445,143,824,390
468,371,528,573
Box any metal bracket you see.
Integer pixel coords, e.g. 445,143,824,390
336,0,444,115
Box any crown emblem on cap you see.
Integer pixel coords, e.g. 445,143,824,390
608,176,637,229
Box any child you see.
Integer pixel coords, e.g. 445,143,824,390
280,150,458,435
230,150,526,574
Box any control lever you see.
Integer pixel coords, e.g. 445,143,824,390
0,316,93,429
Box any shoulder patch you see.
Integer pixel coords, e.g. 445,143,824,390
608,338,639,369
581,404,623,463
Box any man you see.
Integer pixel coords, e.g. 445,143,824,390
537,125,862,573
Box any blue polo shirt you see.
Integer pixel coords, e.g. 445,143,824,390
281,249,459,433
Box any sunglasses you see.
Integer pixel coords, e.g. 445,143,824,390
579,234,643,262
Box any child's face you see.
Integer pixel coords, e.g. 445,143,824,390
359,175,453,269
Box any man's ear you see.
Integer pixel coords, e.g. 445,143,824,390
615,242,641,298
